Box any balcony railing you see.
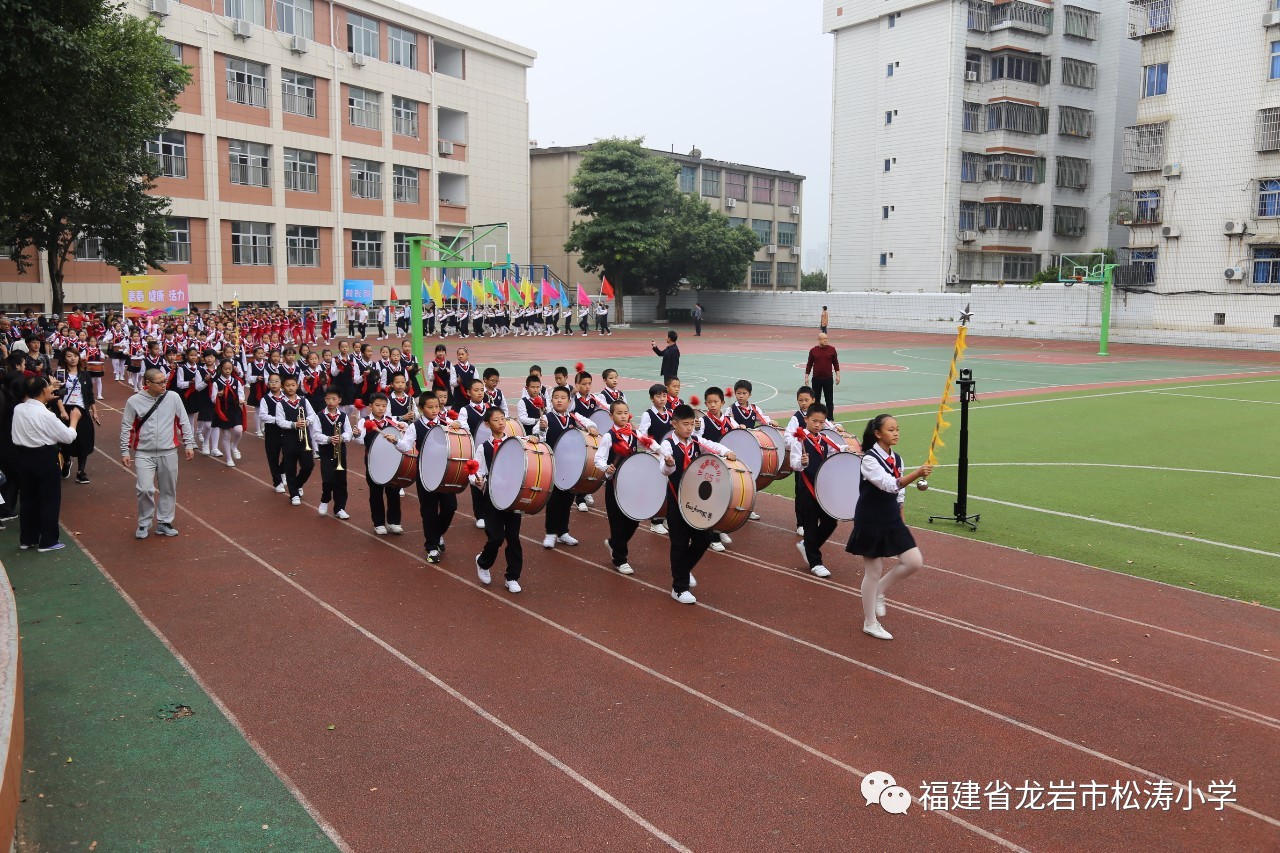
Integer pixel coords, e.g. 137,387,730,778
282,92,316,118
154,153,187,179
227,81,267,108
1128,0,1173,39
284,169,318,193
393,115,419,138
1122,122,1167,173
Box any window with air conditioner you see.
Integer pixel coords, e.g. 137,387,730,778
275,0,313,40
959,201,980,231
348,12,379,59
726,172,748,201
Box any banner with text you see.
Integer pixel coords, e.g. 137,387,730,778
121,274,190,318
343,279,375,305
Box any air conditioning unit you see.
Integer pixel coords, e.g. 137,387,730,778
965,71,979,82
148,0,171,16
1162,163,1182,178
1224,266,1246,280
790,245,801,255
231,18,253,39
1265,10,1280,26
350,52,366,67
438,140,455,156
959,230,978,243
790,205,801,216
290,35,309,54
1224,220,1249,235
1161,225,1181,238
766,244,777,255
725,197,737,208
946,274,960,285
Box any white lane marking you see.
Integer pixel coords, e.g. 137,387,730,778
1147,391,1280,405
962,462,1280,481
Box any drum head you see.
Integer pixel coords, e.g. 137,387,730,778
488,437,526,511
816,452,861,520
419,425,448,490
589,410,613,434
821,428,848,449
614,453,668,521
367,427,404,485
553,430,587,491
720,430,763,477
506,419,527,438
678,455,731,531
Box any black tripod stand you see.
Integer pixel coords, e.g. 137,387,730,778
929,368,980,530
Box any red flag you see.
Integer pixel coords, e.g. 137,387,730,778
390,285,399,302
600,276,615,299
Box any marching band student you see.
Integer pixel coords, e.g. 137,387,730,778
595,299,611,335
570,369,604,510
658,405,736,604
595,368,626,409
458,303,471,339
429,343,451,399
310,388,353,520
278,347,302,387
470,406,531,593
399,340,423,394
517,374,546,434
450,347,478,410
360,392,403,534
300,350,328,414
126,330,145,390
329,341,361,416
730,380,776,429
848,414,932,641
271,375,317,505
257,374,287,493
386,373,416,424
196,350,220,456
784,385,853,536
696,387,737,552
637,383,673,534
541,386,599,550
173,347,206,441
578,304,590,336
458,378,492,529
563,304,574,335
208,358,246,467
663,377,683,413
789,404,854,579
481,367,509,418
353,343,377,404
397,392,463,562
551,366,571,400
593,399,643,574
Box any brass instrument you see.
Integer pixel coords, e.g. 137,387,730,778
296,399,311,451
333,417,344,471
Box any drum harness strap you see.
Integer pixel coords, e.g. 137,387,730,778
798,430,842,499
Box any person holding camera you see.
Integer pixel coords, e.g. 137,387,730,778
9,376,77,552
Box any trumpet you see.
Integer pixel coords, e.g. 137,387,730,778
333,418,344,471
296,402,311,451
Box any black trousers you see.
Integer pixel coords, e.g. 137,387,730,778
365,472,401,526
604,481,640,567
377,321,386,337
281,438,314,498
318,453,348,511
0,455,18,517
471,483,490,521
797,486,838,569
347,320,356,336
479,505,523,581
667,508,712,594
415,482,457,550
812,376,835,418
694,318,702,336
15,445,61,548
263,427,284,486
545,486,573,536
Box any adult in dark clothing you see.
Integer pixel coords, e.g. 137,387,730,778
804,332,841,417
692,303,703,336
651,330,681,383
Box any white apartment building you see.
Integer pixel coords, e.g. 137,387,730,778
1119,0,1280,331
0,0,535,309
824,0,1138,292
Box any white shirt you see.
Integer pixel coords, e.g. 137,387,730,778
11,399,77,448
862,445,906,505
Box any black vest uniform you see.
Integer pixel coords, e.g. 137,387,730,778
599,388,625,408
484,387,507,416
329,357,357,406
603,426,641,567
794,429,843,568
731,403,764,429
362,415,402,527
847,447,917,558
316,410,350,512
663,437,715,592
353,356,375,400
519,395,543,426
387,392,414,422
699,413,734,443
430,358,452,396
401,353,422,393
477,437,523,581
259,394,285,489
645,407,674,443
177,364,203,414
451,362,478,408
278,396,315,498
410,417,457,552
461,401,488,437
572,394,601,421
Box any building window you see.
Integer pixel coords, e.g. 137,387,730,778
882,206,890,219
1062,58,1097,89
1129,0,1174,38
1059,106,1094,138
884,159,892,172
347,12,379,59
392,96,419,138
778,180,799,207
989,1,1052,33
879,253,888,267
963,101,981,133
1257,178,1280,217
1271,42,1280,80
959,251,1041,282
1053,206,1088,237
776,262,798,288
967,1,990,32
275,0,313,39
727,216,746,229
959,201,979,231
228,139,270,187
887,13,895,28
777,221,797,246
678,165,698,193
231,221,272,265
1253,247,1280,283
987,102,1048,134
392,165,419,203
434,41,464,78
348,86,381,130
285,225,319,266
280,70,316,117
394,232,411,270
985,153,1044,183
1002,253,1040,282
349,159,382,199
1063,6,1099,40
166,217,191,264
283,148,318,193
751,219,773,245
990,53,1048,85
351,230,382,268
147,130,187,178
750,261,772,286
960,152,981,182
1133,189,1162,224
1123,122,1168,172
388,25,418,69
726,172,747,201
167,41,184,62
1259,108,1280,152
701,168,721,197
885,111,893,125
1056,156,1090,189
224,0,265,26
75,235,103,262
886,63,894,77
965,52,982,79
226,57,268,108
982,202,1043,232
1142,62,1169,97
1128,248,1158,285
752,176,774,204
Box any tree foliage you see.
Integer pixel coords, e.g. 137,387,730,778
801,270,828,292
0,0,189,313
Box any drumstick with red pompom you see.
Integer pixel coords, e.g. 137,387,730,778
688,394,701,413
574,362,585,374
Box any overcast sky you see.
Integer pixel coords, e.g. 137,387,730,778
404,0,834,270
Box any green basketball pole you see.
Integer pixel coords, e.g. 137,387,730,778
1098,264,1118,357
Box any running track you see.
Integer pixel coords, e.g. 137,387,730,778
60,328,1280,850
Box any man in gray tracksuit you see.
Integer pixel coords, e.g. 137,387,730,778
120,368,196,539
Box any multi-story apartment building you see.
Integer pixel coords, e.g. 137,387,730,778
1119,0,1280,330
530,145,805,291
824,0,1138,292
0,0,535,309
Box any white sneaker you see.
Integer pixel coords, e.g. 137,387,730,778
399,489,405,497
475,518,486,529
225,460,236,468
875,594,887,618
232,449,242,460
199,446,210,456
475,556,491,585
387,524,403,534
275,481,286,494
709,541,726,552
796,526,804,536
504,579,522,594
688,573,697,589
863,622,894,641
542,534,556,549
616,563,634,575
749,512,761,520
584,494,595,506
811,565,831,579
719,532,732,545
290,496,301,506
211,448,223,458
650,522,668,535
374,525,389,535
557,533,578,546
671,590,697,605
318,502,329,516
576,501,589,512
336,509,350,520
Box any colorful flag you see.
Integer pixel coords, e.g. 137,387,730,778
461,278,476,305
556,282,570,308
520,278,534,305
442,276,456,298
576,283,590,306
427,278,442,304
600,276,615,299
508,280,525,307
389,284,399,302
486,277,503,302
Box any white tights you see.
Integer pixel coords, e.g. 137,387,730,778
211,426,244,461
861,548,924,628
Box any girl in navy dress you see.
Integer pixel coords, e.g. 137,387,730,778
846,414,933,641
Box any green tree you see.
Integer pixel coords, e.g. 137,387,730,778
801,270,828,292
0,0,189,314
646,193,759,314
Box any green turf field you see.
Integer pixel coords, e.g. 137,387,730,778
768,376,1280,607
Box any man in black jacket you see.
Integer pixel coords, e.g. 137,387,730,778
651,331,680,384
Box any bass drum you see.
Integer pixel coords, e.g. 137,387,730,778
719,428,783,490
814,451,862,521
759,424,792,479
821,428,848,449
588,410,613,434
489,437,554,515
553,430,605,495
678,456,756,534
418,424,474,494
367,425,418,488
613,452,668,521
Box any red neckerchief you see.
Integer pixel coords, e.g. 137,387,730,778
577,394,597,410
552,411,571,429
678,439,696,470
705,413,731,433
880,446,900,479
324,410,342,424
470,402,486,417
392,392,409,406
610,426,636,458
603,388,622,401
734,403,756,420
666,396,682,412
651,408,670,423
